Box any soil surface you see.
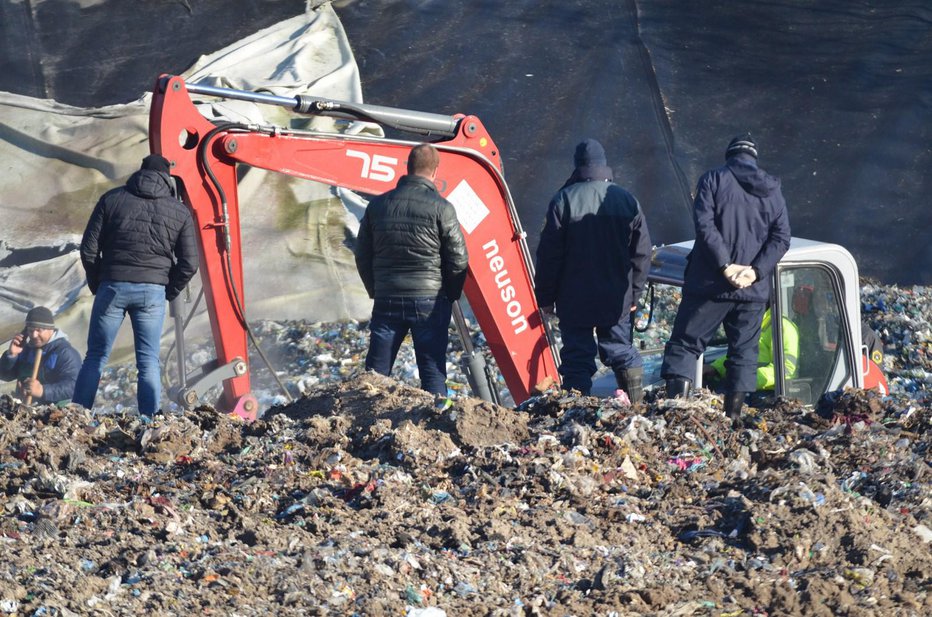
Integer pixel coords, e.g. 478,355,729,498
0,371,928,616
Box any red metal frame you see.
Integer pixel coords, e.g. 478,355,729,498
149,75,559,415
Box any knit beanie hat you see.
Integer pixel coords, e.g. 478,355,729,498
725,134,758,160
573,139,608,168
25,306,55,330
141,153,171,174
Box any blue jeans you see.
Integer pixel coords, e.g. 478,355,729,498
365,295,452,396
73,280,167,415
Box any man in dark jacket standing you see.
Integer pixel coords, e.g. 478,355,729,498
355,143,469,397
534,139,652,401
73,154,198,416
0,306,82,405
661,134,791,422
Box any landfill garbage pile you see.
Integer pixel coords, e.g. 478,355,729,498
861,282,932,403
0,376,929,615
0,282,928,615
0,372,928,616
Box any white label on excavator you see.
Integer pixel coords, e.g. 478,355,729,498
447,180,489,234
345,149,397,183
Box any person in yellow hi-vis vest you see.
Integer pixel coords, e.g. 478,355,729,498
706,308,799,391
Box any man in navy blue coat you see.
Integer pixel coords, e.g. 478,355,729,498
661,134,791,422
535,139,652,401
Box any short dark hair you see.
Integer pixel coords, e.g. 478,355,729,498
407,143,440,176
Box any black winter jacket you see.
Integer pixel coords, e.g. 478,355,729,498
0,331,82,404
684,153,791,302
355,174,469,300
534,177,652,328
81,169,198,301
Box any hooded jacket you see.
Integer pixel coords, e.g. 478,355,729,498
355,174,469,300
684,153,791,302
535,164,652,328
0,330,82,404
81,168,198,301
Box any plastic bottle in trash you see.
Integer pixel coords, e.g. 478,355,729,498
634,306,649,331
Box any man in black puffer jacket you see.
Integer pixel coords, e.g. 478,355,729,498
73,154,198,415
355,143,469,396
661,134,791,424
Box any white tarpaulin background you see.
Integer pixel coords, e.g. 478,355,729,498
0,3,372,383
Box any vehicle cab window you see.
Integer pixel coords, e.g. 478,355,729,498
779,265,852,403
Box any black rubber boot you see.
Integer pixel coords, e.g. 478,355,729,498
724,391,747,427
615,367,644,404
665,377,692,399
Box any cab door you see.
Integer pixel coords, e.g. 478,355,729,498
775,263,857,403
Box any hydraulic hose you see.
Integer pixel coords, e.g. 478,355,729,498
197,123,294,404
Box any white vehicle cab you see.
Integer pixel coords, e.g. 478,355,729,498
592,237,888,403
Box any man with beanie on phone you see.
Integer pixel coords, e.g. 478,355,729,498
0,306,82,405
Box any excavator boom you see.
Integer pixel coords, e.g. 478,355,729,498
149,75,559,418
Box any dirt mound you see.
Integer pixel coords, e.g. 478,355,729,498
272,372,529,458
0,374,928,616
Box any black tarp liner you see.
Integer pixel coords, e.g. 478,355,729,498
1,0,930,284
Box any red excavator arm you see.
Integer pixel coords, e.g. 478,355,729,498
149,75,559,419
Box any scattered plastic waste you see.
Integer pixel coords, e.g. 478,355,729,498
913,524,932,544
0,282,927,614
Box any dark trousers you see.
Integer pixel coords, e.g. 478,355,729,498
560,311,642,395
365,295,452,396
661,294,765,392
